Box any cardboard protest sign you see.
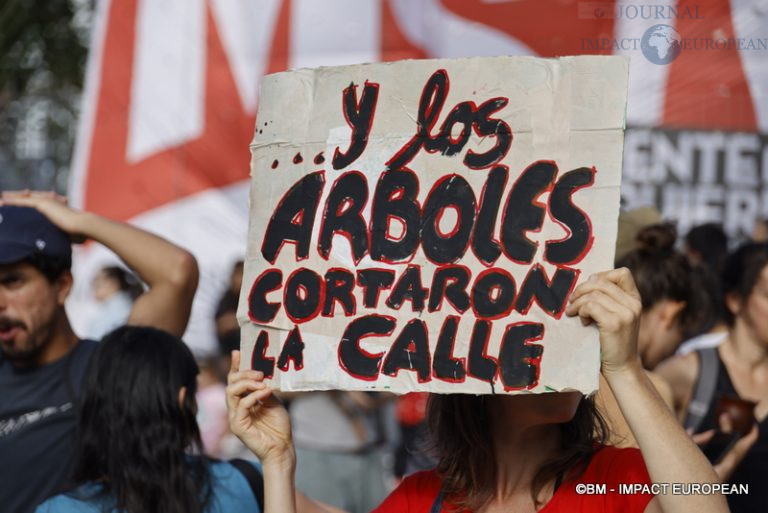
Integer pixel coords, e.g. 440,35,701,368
239,56,629,394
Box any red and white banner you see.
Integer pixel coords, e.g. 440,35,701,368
70,0,768,353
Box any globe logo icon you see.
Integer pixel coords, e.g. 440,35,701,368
641,24,682,65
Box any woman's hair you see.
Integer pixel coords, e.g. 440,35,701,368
616,222,712,338
70,326,212,513
685,223,728,273
428,393,608,511
721,242,768,325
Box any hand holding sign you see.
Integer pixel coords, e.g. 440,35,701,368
565,268,643,377
241,56,629,395
226,351,293,467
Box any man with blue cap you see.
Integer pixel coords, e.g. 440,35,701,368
0,191,199,513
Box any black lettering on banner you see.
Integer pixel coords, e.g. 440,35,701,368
319,171,369,263
497,322,544,390
261,171,325,263
472,165,508,265
248,269,282,323
277,326,305,371
382,319,431,382
464,98,512,169
386,265,428,312
323,268,356,317
432,102,474,156
338,315,396,380
283,268,323,323
545,167,595,265
432,316,466,382
421,174,477,264
251,330,275,378
501,161,557,263
386,69,449,171
428,265,471,313
356,268,396,308
386,69,512,171
332,81,380,170
471,268,516,320
515,265,578,318
370,169,421,263
467,320,498,384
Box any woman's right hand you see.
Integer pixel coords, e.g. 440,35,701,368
226,351,295,468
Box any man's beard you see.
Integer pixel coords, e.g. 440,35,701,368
0,317,55,367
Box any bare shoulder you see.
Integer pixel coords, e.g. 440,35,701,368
655,352,700,417
656,352,699,388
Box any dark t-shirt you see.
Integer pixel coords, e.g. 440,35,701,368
0,340,97,513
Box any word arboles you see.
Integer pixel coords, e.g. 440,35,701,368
249,68,595,392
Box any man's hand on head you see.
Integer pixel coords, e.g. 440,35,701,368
0,191,87,242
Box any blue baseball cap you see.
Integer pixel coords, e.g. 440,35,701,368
0,205,72,266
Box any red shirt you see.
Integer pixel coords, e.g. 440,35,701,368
373,446,654,513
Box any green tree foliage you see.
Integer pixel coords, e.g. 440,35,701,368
0,0,91,192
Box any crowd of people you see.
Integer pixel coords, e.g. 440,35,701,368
1,193,766,513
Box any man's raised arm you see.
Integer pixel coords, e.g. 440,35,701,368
0,191,198,337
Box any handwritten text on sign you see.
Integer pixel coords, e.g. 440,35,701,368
241,57,629,394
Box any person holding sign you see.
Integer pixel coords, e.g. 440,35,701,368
229,269,729,513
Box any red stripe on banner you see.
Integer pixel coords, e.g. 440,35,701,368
439,0,615,56
267,0,291,75
83,2,254,221
663,0,757,130
381,0,427,62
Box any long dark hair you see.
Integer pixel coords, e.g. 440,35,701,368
428,393,608,511
70,326,212,513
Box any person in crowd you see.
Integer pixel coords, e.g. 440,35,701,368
204,258,254,459
228,269,729,513
658,242,768,512
285,389,391,513
684,223,728,273
676,223,729,355
599,225,755,468
36,326,343,513
597,223,705,447
215,259,244,345
196,355,230,458
0,191,198,513
213,259,245,384
617,223,711,370
84,265,143,339
751,218,768,243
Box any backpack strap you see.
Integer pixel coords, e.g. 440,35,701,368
230,458,265,511
684,347,719,433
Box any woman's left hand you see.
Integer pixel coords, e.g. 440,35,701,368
565,268,643,377
226,351,294,467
